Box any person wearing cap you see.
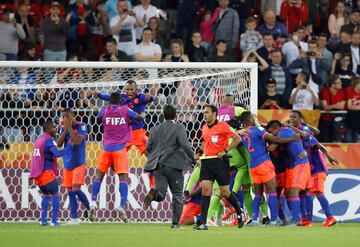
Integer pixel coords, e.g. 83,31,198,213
341,8,360,34
0,7,26,60
259,78,286,109
41,1,72,61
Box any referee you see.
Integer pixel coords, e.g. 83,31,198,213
194,105,245,230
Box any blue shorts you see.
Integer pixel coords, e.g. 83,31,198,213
39,179,59,195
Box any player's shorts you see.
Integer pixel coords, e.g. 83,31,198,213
285,162,311,190
39,179,59,195
62,165,87,188
311,172,327,193
98,149,128,174
250,160,275,184
276,171,286,188
200,158,230,186
179,202,201,224
126,128,148,154
35,170,57,187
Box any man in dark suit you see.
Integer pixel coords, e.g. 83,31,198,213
143,105,195,228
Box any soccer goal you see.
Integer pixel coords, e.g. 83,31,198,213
0,61,257,222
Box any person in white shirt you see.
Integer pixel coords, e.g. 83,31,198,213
133,0,163,41
110,0,144,60
350,31,360,76
281,25,308,75
134,27,162,81
289,71,319,110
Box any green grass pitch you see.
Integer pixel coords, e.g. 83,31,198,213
1,223,360,247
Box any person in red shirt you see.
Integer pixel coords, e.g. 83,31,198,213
346,77,360,142
320,74,347,142
280,0,309,33
193,105,245,230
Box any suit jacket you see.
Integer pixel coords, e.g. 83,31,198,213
144,120,195,172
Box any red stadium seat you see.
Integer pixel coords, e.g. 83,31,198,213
0,3,16,12
29,3,41,16
30,12,41,28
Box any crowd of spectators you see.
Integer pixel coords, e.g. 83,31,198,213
0,0,360,144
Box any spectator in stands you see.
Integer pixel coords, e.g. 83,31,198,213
55,87,81,111
103,0,133,23
258,10,289,38
333,31,352,54
185,31,208,62
289,40,331,94
41,1,71,61
0,8,26,60
88,1,110,60
99,37,127,61
282,25,308,77
328,1,348,45
12,67,36,100
259,77,286,109
208,40,232,62
317,33,334,84
1,88,30,142
133,0,165,42
279,0,309,34
289,71,319,110
16,3,35,43
240,16,263,58
340,8,360,35
19,42,40,61
242,51,269,72
230,0,256,34
67,0,93,60
331,52,355,88
163,39,189,62
175,0,196,46
346,77,360,142
350,31,360,76
319,74,347,142
134,27,162,62
200,8,219,52
260,0,279,16
110,0,144,60
261,48,293,101
257,33,274,63
148,17,166,50
212,0,239,57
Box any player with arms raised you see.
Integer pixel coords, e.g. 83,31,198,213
89,92,143,222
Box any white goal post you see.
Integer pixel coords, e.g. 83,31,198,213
0,61,257,222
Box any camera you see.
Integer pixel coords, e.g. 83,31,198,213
306,51,316,57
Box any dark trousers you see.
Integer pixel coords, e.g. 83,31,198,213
153,166,184,224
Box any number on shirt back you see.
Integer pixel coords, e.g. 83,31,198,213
244,135,254,153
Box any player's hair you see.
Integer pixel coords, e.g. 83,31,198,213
225,93,233,97
110,92,121,105
42,120,54,132
142,27,152,34
204,104,218,115
106,37,117,45
291,110,303,119
163,104,176,120
125,79,137,86
239,111,252,125
266,120,282,130
62,108,73,114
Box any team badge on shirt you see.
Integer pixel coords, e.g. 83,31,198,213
211,135,218,144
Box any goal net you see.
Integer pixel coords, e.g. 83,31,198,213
0,61,257,222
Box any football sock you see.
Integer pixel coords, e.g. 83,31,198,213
51,195,60,224
119,179,128,208
200,196,211,225
228,192,243,218
305,192,314,221
287,196,300,223
267,193,278,222
316,193,332,218
41,195,50,223
91,179,101,201
68,189,78,219
243,188,253,217
252,194,261,221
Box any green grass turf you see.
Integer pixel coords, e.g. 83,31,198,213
0,223,360,247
